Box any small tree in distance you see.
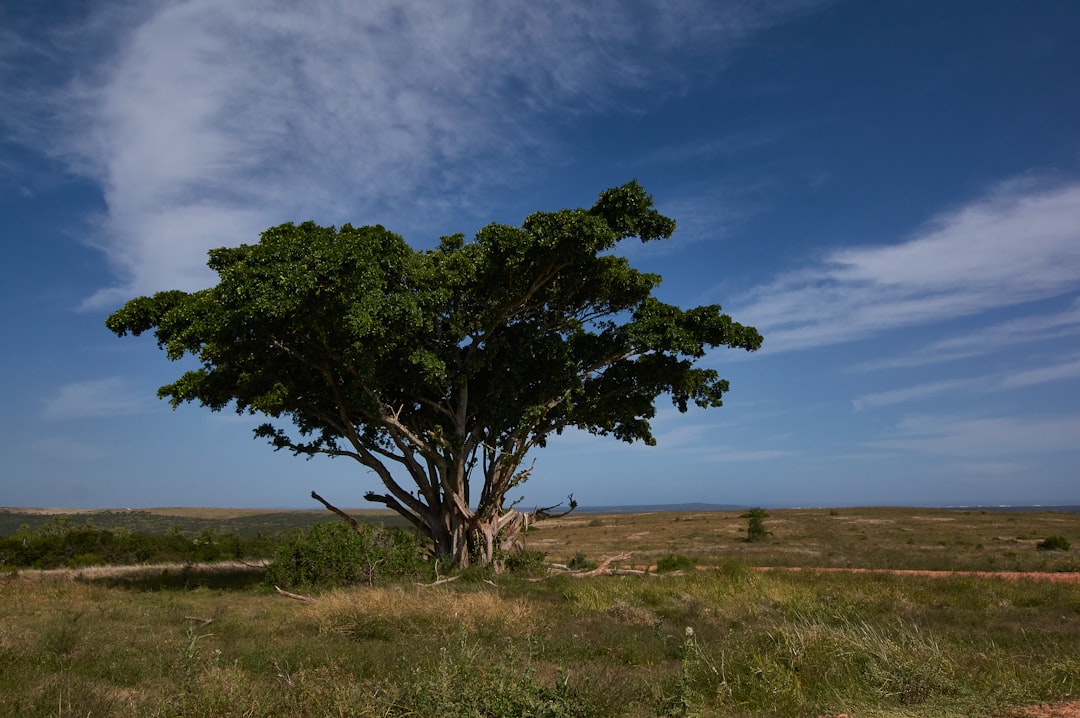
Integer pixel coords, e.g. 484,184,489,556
106,182,763,567
741,508,770,543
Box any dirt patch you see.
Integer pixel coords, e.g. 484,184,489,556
820,707,1080,718
1016,703,1080,718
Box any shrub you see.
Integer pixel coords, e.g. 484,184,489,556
568,551,595,570
504,549,548,577
656,554,697,573
264,521,426,588
740,507,770,543
1037,535,1071,551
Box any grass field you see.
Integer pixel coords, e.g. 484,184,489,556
1,507,1077,717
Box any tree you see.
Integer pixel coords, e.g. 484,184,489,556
106,182,763,567
740,508,770,543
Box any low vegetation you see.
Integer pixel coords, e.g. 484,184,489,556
1,507,1077,716
0,515,279,569
264,521,428,588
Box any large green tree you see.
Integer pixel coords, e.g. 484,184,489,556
107,182,762,566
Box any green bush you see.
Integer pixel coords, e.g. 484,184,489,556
264,521,426,588
504,548,548,577
656,554,697,573
740,507,770,543
1037,535,1071,551
567,551,595,570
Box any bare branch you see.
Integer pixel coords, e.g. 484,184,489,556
363,491,427,533
415,575,461,587
274,586,317,603
310,491,364,533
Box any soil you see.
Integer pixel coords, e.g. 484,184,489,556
1014,703,1080,718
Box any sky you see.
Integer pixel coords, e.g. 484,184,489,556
2,0,1079,511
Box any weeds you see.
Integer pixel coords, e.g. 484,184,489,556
656,554,697,572
1038,535,1072,551
2,509,1079,716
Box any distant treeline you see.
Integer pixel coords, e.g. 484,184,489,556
0,515,282,569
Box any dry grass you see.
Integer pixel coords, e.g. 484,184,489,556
309,584,542,636
527,507,1080,572
1,507,1078,717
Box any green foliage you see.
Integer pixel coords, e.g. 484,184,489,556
1036,535,1071,551
567,551,595,570
740,507,770,543
264,521,426,588
0,515,270,569
655,554,697,572
106,182,762,566
504,548,548,577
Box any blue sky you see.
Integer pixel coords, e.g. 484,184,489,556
2,1,1079,510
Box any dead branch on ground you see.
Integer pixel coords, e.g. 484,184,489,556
416,575,461,587
275,585,317,603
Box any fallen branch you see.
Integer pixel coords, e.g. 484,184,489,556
183,616,214,626
579,552,633,576
530,552,636,581
416,575,460,587
275,585,317,603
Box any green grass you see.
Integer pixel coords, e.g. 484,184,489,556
2,507,1078,716
1,562,1078,717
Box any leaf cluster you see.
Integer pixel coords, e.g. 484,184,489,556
105,182,761,468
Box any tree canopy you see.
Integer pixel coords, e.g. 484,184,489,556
106,182,763,566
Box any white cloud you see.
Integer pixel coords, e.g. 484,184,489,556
3,1,826,309
998,354,1080,389
866,413,1080,457
733,180,1080,352
851,298,1080,371
852,353,1080,410
42,377,153,420
851,378,980,411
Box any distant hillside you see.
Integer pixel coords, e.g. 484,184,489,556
577,502,749,514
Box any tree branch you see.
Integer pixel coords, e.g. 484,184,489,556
310,490,364,533
363,491,427,533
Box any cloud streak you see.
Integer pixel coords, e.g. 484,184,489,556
866,413,1080,457
42,377,153,420
3,0,825,310
852,352,1080,410
849,299,1080,371
732,179,1080,352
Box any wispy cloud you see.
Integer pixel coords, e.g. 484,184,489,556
998,354,1080,389
852,352,1080,410
851,299,1080,371
702,448,791,462
732,179,1080,352
852,378,981,411
866,413,1080,457
2,1,826,310
42,377,153,420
